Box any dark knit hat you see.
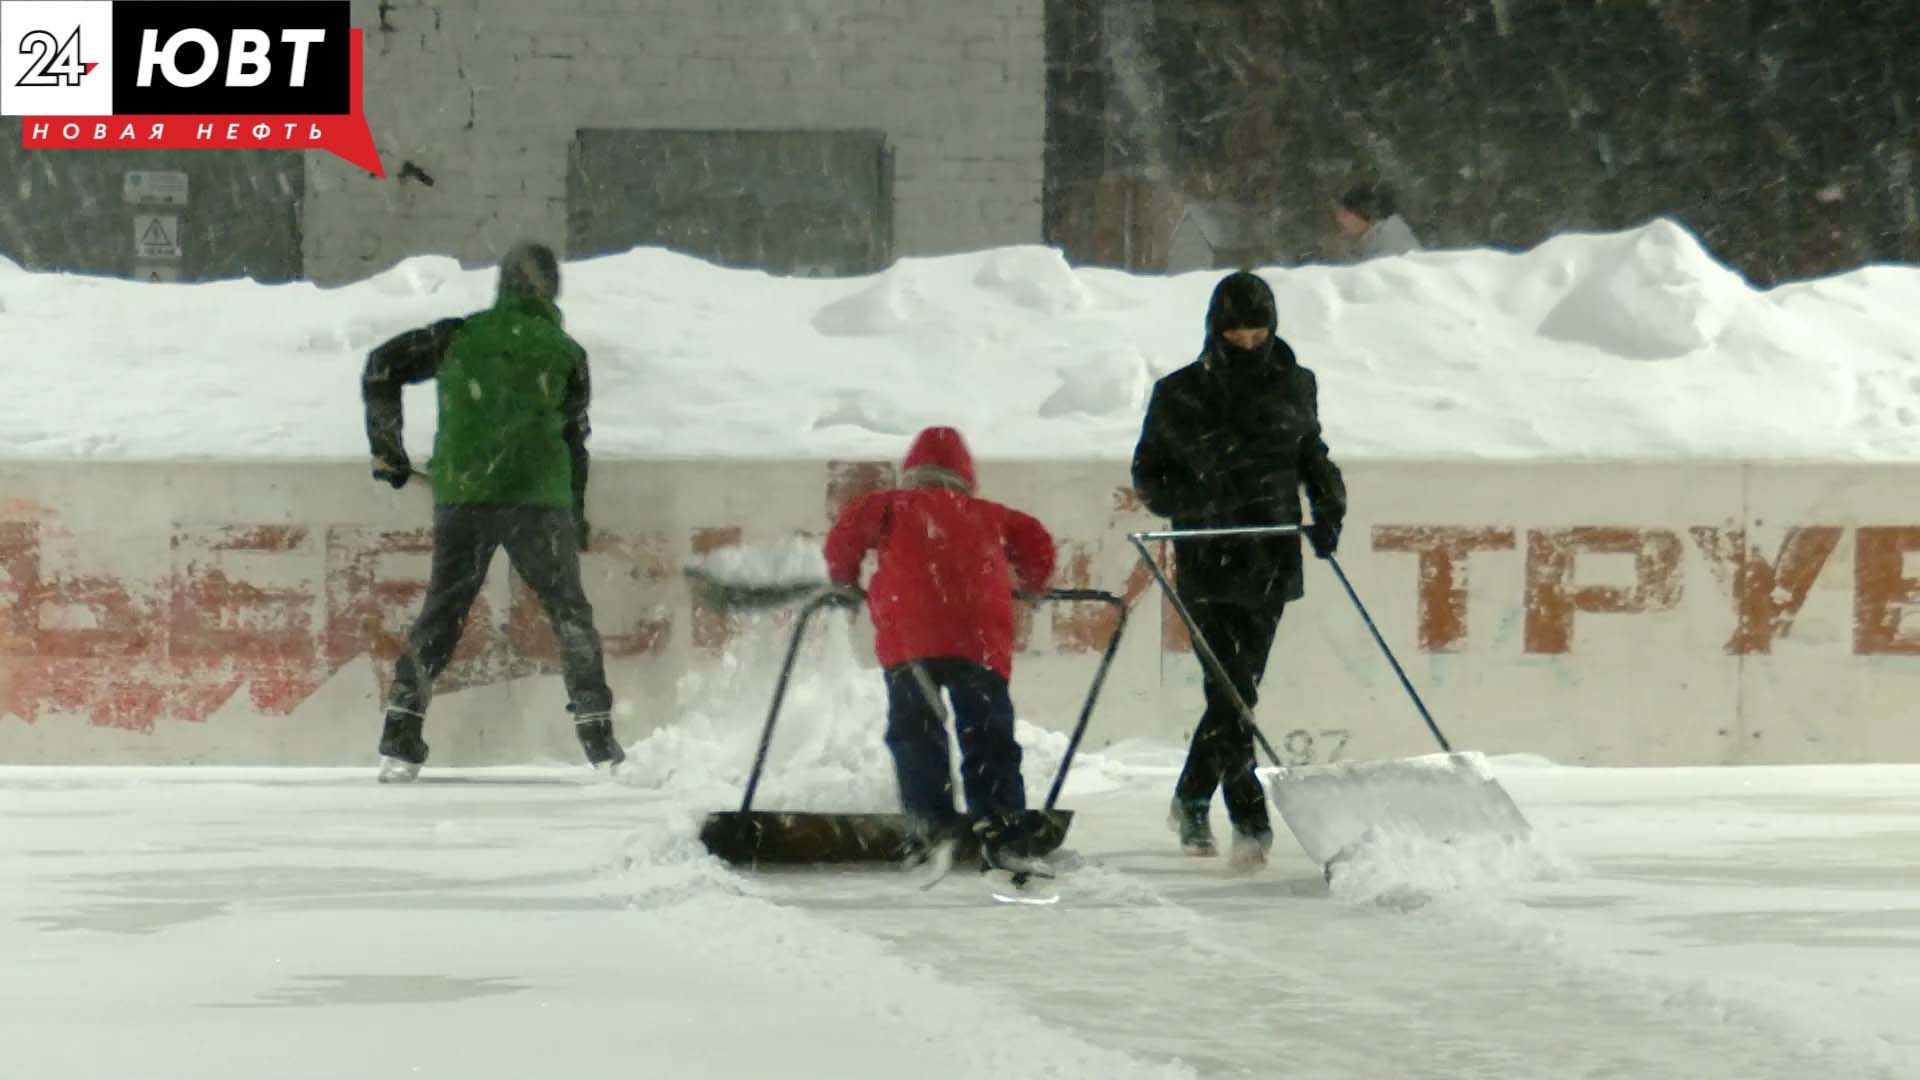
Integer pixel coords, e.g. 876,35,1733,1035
1206,270,1278,335
498,241,561,302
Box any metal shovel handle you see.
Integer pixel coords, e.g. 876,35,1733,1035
1323,553,1453,752
1126,526,1299,769
1128,524,1457,764
1029,588,1129,810
737,585,863,812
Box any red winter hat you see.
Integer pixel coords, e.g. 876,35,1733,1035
901,426,977,494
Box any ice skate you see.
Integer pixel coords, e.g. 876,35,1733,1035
1227,824,1274,872
910,836,959,890
377,757,421,784
376,709,428,783
976,816,1058,903
573,710,626,771
974,814,1055,881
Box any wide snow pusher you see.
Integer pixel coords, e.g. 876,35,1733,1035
687,571,1128,867
1128,526,1533,875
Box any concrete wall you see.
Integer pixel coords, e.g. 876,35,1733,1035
6,459,1920,768
303,0,1046,284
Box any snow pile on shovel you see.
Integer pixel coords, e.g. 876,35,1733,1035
688,537,829,590
1297,757,1576,909
619,608,893,810
1266,751,1555,907
1322,827,1580,910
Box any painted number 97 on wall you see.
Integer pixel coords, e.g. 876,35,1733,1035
1275,729,1351,767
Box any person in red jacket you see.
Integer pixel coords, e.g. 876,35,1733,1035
824,426,1056,870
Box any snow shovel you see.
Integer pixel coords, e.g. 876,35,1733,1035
698,585,1130,866
685,567,834,613
1127,526,1531,873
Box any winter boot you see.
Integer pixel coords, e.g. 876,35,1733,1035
377,709,429,783
571,707,625,774
1167,796,1217,857
1227,822,1275,872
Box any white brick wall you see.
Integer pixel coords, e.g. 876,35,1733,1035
305,0,1046,283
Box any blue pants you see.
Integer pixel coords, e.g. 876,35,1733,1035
884,658,1026,838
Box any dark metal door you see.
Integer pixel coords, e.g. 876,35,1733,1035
568,128,893,276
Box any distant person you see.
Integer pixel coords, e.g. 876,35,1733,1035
1130,271,1347,869
360,241,622,782
824,426,1057,877
1335,182,1422,259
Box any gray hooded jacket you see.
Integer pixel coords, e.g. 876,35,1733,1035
1360,214,1422,258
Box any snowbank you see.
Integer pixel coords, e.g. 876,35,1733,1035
4,219,1919,462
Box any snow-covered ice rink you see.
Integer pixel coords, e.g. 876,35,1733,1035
5,753,1916,1080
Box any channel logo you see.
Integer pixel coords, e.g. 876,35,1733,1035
0,1,382,174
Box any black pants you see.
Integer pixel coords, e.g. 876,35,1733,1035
388,504,612,719
1175,601,1284,831
884,658,1026,837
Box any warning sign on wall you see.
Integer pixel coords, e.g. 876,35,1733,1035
133,215,182,259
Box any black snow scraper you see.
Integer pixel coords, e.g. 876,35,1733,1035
687,568,1128,867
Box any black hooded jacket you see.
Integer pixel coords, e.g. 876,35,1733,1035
1130,271,1346,609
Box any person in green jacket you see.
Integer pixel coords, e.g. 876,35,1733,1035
360,241,622,781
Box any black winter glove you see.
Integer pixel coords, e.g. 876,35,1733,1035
371,455,411,489
575,515,591,553
1306,519,1341,560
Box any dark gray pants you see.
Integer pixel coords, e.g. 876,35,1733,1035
388,504,612,720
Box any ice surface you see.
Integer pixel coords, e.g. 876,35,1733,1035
4,750,1917,1079
6,220,1920,462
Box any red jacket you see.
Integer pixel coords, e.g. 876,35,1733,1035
824,427,1056,680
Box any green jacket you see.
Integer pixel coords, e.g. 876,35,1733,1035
362,292,592,511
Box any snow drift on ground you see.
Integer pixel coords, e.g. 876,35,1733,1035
5,218,1920,462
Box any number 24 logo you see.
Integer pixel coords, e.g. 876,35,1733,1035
16,28,91,88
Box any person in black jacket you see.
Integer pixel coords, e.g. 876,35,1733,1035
1130,270,1346,867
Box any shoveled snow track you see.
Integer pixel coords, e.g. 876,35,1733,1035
759,781,1918,1080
